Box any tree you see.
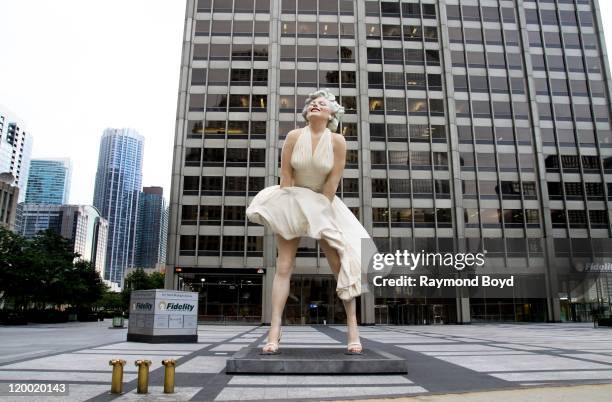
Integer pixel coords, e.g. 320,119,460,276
0,227,28,310
120,268,165,310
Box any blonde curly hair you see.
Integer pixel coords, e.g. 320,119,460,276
301,89,345,132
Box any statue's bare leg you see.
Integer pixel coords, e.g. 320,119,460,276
319,238,361,353
263,234,300,353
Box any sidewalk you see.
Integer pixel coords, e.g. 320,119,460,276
0,322,611,401
357,383,612,402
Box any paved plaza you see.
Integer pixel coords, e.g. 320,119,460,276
0,321,612,401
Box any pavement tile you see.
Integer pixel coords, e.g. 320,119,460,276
177,356,228,373
433,354,611,372
114,386,202,401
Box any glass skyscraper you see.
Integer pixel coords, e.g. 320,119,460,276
93,128,144,286
25,158,72,204
134,186,168,269
166,0,612,324
0,105,33,202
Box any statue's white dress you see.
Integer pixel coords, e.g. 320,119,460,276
246,126,371,300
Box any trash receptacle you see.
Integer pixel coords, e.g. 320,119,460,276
112,316,124,328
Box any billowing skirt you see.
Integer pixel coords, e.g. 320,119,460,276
246,185,369,300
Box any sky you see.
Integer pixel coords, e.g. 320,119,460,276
1,1,612,205
0,0,186,204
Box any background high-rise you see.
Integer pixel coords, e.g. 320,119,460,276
93,128,144,286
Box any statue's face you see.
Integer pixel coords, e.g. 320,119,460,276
307,96,333,122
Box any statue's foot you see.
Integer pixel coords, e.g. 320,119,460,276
346,324,362,354
261,327,282,355
347,342,363,354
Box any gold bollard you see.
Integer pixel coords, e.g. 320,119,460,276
161,359,177,394
134,359,152,394
109,359,126,394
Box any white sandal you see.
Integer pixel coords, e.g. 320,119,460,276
346,342,363,355
261,328,282,355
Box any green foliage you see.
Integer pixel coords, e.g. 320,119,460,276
0,227,107,311
119,268,166,310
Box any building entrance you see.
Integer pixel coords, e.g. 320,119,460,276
375,299,457,324
284,275,359,324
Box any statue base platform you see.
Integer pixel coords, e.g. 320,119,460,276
226,347,407,374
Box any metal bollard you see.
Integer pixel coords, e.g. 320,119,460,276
108,359,126,394
134,359,152,394
161,359,177,394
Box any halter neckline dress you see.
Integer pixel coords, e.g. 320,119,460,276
246,126,372,300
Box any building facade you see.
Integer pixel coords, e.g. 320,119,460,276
166,0,612,324
15,204,108,274
0,173,19,231
25,158,72,204
93,128,144,286
134,186,168,269
0,106,33,202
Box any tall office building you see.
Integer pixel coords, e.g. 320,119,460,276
15,204,108,274
93,128,144,286
0,106,33,202
25,158,72,204
134,186,168,269
166,0,612,324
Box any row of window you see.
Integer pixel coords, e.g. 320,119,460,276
371,178,450,197
455,100,531,120
368,72,442,91
446,5,516,23
365,2,437,19
369,97,444,116
281,0,354,15
531,54,601,74
184,148,266,167
457,125,532,145
538,102,609,122
551,210,609,228
191,68,268,86
371,151,448,170
366,24,438,42
464,208,541,227
527,30,598,50
540,128,612,147
462,181,538,199
195,20,269,36
280,46,355,62
179,235,262,256
189,94,267,112
548,182,611,200
454,75,606,99
187,120,267,139
524,7,594,27
179,151,611,174
535,78,606,98
451,50,603,75
460,153,535,172
370,123,447,142
545,155,612,172
373,207,452,226
197,0,270,13
367,48,440,65
192,44,269,61
280,70,357,87
280,21,355,37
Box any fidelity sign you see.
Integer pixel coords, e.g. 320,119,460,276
128,289,198,343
